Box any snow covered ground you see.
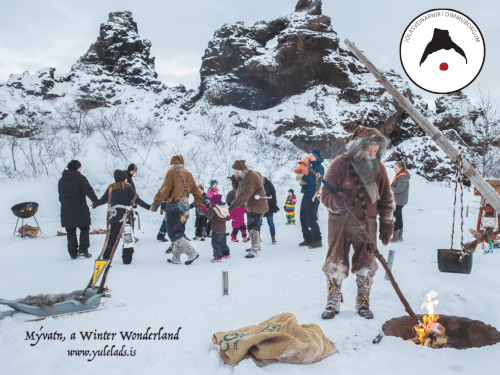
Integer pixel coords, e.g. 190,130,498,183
0,170,499,375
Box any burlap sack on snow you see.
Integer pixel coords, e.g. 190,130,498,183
212,313,337,367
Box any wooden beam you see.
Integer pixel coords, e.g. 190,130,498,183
344,39,500,214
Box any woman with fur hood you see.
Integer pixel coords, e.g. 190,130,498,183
390,161,410,243
93,170,151,264
320,126,395,321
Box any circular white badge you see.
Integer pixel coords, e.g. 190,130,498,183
400,9,485,94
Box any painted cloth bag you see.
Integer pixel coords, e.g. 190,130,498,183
212,313,337,367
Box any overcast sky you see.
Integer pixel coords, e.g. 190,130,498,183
1,0,499,106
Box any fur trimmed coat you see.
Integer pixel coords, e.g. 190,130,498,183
153,155,203,206
228,170,268,215
321,153,394,222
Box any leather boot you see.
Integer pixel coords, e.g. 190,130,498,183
272,236,276,244
355,275,374,319
322,276,342,319
398,230,404,242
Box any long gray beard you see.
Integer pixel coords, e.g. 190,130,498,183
352,156,380,183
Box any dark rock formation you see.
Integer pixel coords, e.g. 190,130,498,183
72,11,161,89
200,0,350,110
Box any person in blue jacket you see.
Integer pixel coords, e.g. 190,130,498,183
298,149,324,249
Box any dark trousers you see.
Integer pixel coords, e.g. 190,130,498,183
195,215,208,237
394,205,404,231
300,195,321,243
66,226,90,256
212,232,230,259
247,212,263,232
103,221,134,264
157,214,167,239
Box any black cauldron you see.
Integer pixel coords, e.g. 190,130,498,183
11,202,39,219
437,249,473,274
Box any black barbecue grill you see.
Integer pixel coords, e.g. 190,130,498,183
11,202,42,237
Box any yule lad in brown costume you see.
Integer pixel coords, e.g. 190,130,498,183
320,126,395,320
227,160,268,258
151,155,203,265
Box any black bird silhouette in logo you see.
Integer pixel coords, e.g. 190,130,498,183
420,28,467,66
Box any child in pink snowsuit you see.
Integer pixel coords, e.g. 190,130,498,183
230,205,248,242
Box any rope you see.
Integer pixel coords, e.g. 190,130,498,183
484,232,494,254
450,153,466,261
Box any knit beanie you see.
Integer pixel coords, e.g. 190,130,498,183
209,180,218,187
289,189,294,195
67,160,81,171
310,149,322,160
127,163,138,172
231,160,247,171
114,170,128,182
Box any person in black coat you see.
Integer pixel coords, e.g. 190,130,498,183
93,170,151,264
262,175,279,244
58,160,98,260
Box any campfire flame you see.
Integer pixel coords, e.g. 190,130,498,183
413,291,446,347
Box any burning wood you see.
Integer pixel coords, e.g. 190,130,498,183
412,292,448,348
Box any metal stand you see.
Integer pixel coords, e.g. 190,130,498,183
13,216,42,238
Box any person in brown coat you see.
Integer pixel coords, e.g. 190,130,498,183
320,126,395,320
151,154,203,265
227,160,268,258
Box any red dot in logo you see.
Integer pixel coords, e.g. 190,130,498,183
440,63,449,71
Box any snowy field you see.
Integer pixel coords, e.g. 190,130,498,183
0,171,499,375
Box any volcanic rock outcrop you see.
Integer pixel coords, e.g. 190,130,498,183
72,11,161,89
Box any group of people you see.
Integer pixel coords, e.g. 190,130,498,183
57,125,410,321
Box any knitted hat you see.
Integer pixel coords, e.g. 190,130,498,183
288,189,294,194
127,163,138,172
232,160,247,171
67,160,81,171
209,194,222,206
114,170,128,182
310,149,322,160
350,125,380,141
209,180,218,187
228,175,238,190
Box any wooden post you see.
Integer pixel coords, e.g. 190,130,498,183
466,205,469,218
385,250,396,280
222,271,228,296
344,39,500,215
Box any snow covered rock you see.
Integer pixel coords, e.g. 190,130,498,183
72,11,161,90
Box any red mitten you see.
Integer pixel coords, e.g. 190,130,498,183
201,205,208,213
379,221,394,246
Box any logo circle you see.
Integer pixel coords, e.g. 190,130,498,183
400,9,485,94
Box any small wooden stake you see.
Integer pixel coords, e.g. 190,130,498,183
466,205,469,218
222,271,228,296
385,250,395,280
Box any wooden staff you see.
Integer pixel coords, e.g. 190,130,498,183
302,161,420,326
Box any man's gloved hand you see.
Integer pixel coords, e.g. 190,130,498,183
379,221,394,246
150,203,159,213
335,192,350,209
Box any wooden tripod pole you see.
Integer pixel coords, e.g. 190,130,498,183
344,38,500,214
